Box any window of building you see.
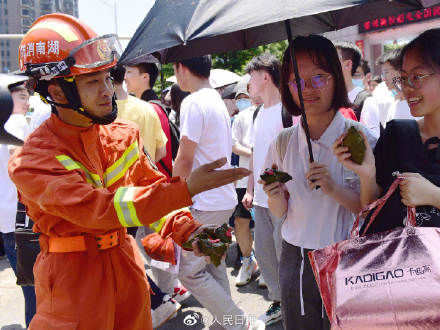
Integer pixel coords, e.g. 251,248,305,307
22,8,30,16
1,50,4,57
6,50,9,57
6,40,9,46
41,3,51,11
4,8,7,15
22,17,33,27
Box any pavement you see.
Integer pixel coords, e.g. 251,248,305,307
0,243,283,330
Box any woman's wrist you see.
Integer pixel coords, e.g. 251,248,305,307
359,170,377,185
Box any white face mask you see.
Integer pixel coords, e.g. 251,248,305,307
352,78,364,89
235,98,252,111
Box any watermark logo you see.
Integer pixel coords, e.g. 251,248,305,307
182,313,256,327
183,313,200,326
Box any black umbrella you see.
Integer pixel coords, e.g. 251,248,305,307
120,0,439,64
119,0,439,163
0,74,28,146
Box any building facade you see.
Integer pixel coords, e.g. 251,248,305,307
0,0,78,72
324,5,440,76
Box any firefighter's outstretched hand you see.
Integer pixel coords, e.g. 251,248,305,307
187,158,251,197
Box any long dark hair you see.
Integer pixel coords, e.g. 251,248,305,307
399,28,440,71
280,35,350,116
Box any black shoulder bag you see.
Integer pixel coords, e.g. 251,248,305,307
14,202,40,286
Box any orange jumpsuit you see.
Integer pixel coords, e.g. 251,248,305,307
8,114,200,330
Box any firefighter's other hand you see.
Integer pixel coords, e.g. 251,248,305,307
187,158,251,197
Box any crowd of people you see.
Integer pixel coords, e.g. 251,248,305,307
1,11,440,330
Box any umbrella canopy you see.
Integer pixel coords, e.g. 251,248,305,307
120,0,440,64
166,68,241,88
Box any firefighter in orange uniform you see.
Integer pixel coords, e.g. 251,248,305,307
8,14,250,329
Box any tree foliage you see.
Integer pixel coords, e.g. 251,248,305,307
155,40,288,92
212,40,288,75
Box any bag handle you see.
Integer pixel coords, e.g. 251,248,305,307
350,176,416,238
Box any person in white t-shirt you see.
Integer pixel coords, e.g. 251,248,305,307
28,92,51,131
375,49,415,125
242,53,285,326
335,41,380,138
262,35,377,330
231,74,260,287
385,90,415,124
0,85,36,327
172,56,263,330
373,49,405,128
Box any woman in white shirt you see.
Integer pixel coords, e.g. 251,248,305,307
261,35,377,330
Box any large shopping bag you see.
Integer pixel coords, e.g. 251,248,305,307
309,178,440,329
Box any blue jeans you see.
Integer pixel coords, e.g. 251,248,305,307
2,232,36,327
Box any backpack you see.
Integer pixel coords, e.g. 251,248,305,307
148,100,180,177
149,101,180,159
352,89,371,121
252,104,293,128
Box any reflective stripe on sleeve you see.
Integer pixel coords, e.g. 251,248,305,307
114,187,143,227
103,141,139,187
149,216,166,233
56,155,103,188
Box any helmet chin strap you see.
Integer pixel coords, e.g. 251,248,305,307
45,77,118,125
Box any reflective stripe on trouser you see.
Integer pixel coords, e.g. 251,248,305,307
114,187,143,227
29,235,152,330
55,155,103,188
253,205,282,302
103,141,139,187
178,209,246,330
279,240,330,330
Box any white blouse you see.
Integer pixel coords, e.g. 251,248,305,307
264,112,377,249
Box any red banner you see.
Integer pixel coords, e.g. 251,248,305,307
359,6,440,33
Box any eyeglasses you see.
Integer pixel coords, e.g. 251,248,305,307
288,74,332,92
393,73,436,92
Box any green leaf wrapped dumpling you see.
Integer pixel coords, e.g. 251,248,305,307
342,127,366,165
260,168,292,184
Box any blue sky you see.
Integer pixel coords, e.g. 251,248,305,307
78,0,155,48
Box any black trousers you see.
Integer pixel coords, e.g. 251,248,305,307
279,240,330,330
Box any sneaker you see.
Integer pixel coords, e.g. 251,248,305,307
258,302,282,326
172,286,191,303
235,256,258,287
258,275,267,288
151,295,181,328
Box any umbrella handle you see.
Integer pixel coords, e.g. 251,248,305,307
284,20,319,190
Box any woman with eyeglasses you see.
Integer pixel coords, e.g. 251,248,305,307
334,28,440,236
260,35,377,329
